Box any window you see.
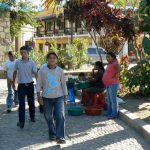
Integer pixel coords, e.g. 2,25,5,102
77,21,82,28
39,43,43,52
57,44,61,49
56,19,64,30
39,22,45,31
63,44,66,48
46,21,53,31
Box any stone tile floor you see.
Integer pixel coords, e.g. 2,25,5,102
0,79,149,150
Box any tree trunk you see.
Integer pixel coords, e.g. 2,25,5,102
70,22,73,44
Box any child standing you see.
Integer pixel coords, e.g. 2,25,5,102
36,52,67,144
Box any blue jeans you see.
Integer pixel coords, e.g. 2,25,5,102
18,83,35,123
43,96,65,139
7,83,19,109
7,83,13,109
106,84,119,117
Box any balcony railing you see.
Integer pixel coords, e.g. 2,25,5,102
35,27,88,38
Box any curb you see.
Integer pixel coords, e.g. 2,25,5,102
119,108,150,143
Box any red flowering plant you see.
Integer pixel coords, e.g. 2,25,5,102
64,0,135,62
82,0,135,49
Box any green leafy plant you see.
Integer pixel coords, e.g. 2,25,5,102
123,60,150,96
30,49,47,68
0,1,37,40
142,36,150,55
50,38,89,70
30,38,89,70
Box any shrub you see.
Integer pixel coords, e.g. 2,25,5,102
122,60,150,96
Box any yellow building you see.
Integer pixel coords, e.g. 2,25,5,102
34,8,93,51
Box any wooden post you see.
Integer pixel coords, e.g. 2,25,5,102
64,17,66,34
44,21,47,36
70,21,73,44
54,19,56,34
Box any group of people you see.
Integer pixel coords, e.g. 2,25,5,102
4,45,120,144
80,52,121,119
5,46,67,144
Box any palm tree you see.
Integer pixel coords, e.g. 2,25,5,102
42,0,63,8
42,0,83,8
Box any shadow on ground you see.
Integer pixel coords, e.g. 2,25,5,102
121,94,150,124
0,98,149,150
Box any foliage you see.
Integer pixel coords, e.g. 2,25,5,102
139,0,150,32
114,0,140,9
30,49,47,69
42,0,62,8
139,0,150,57
64,0,135,58
10,2,37,39
51,38,89,70
120,55,129,95
121,60,150,96
44,0,136,58
0,1,37,39
30,38,88,70
142,36,150,55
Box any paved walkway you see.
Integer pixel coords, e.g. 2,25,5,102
0,79,150,150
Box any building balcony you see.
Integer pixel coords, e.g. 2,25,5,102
35,28,89,38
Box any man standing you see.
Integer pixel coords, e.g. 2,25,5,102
5,51,18,113
13,46,37,128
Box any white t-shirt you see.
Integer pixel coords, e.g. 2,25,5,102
5,60,16,81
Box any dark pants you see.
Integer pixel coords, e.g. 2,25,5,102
18,83,35,123
43,97,65,139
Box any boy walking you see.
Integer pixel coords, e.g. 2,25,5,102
36,52,67,144
13,46,37,128
5,51,18,113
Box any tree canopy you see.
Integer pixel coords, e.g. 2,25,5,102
0,0,37,39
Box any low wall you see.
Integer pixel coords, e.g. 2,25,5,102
0,69,92,79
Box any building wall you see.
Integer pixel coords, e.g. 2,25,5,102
35,8,93,51
15,25,34,51
0,12,11,66
35,36,92,52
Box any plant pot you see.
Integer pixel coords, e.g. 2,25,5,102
85,106,102,116
67,105,83,116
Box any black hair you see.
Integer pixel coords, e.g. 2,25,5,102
20,45,32,52
8,51,13,56
78,72,85,77
107,52,116,59
46,52,58,59
95,61,105,72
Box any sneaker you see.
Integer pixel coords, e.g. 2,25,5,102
30,118,35,122
7,109,11,113
17,122,24,128
57,138,66,144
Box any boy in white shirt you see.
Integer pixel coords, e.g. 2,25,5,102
5,51,18,113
